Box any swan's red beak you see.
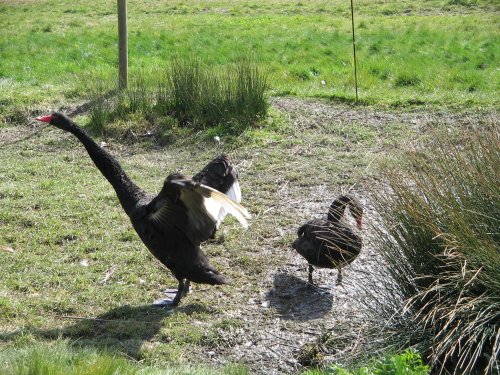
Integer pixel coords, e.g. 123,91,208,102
356,217,362,230
36,115,53,123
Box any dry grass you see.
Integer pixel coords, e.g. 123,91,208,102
370,126,499,374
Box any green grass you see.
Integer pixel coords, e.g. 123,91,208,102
0,92,426,371
303,349,429,375
1,91,497,371
0,0,498,122
0,340,249,375
0,0,498,372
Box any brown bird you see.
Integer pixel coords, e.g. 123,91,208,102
292,195,363,285
36,113,250,307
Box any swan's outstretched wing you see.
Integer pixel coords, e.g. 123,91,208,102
146,174,250,244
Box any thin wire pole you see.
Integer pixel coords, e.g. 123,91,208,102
350,0,358,101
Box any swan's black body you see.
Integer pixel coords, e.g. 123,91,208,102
37,113,247,306
292,195,363,285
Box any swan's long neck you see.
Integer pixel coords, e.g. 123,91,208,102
327,196,350,223
68,125,145,216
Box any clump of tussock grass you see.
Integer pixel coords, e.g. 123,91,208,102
369,127,499,374
85,57,268,137
169,57,268,129
302,349,429,375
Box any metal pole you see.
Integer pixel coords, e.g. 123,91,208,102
117,0,128,89
350,0,358,101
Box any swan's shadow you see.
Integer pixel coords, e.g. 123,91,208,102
266,272,333,321
0,303,209,358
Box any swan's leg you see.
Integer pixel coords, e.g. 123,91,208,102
171,280,184,306
336,268,343,285
182,279,191,296
308,264,314,285
154,280,184,307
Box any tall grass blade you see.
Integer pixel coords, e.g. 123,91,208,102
371,127,499,374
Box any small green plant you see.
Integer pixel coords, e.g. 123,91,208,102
303,349,429,374
394,72,421,87
369,349,430,375
296,341,325,368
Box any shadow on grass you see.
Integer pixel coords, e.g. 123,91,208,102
0,303,211,359
267,272,332,321
67,89,120,117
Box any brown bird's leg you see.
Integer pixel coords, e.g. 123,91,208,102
336,268,343,285
308,264,314,285
182,279,191,297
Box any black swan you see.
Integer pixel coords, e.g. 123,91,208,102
292,195,363,285
36,112,250,307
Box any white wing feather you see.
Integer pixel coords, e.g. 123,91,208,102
216,180,242,223
225,180,241,203
175,181,250,229
199,184,250,229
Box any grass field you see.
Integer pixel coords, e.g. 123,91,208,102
2,98,496,373
0,0,499,374
0,0,499,122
